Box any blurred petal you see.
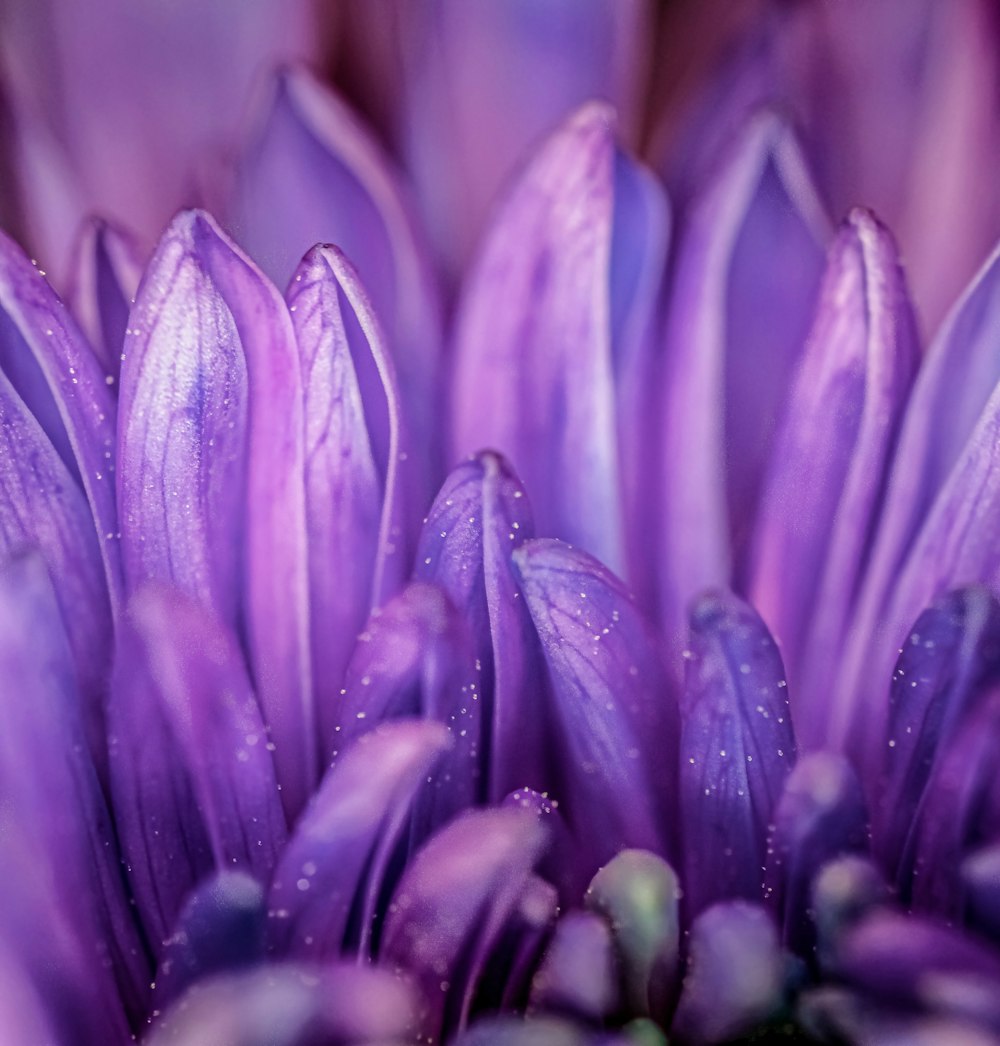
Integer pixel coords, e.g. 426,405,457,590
453,1016,595,1046
874,587,1000,882
382,807,548,1043
748,209,917,745
109,585,286,950
0,0,317,273
673,901,785,1045
811,856,890,974
679,590,795,914
530,911,618,1022
415,452,547,800
963,845,1000,942
154,872,266,1009
395,0,654,278
452,105,668,579
289,244,409,750
147,963,417,1046
513,538,673,874
119,210,313,815
0,554,145,1032
763,752,868,953
657,114,827,643
232,67,444,477
584,850,680,1020
66,216,141,379
269,720,451,960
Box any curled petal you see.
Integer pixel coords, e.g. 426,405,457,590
382,807,548,1043
269,720,451,960
108,584,286,950
679,590,796,914
748,209,917,745
513,538,674,875
529,911,618,1022
289,244,409,751
232,68,443,477
118,209,313,815
657,113,827,644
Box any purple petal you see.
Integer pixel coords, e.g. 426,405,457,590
382,806,548,1043
335,582,484,836
584,850,680,1020
147,962,417,1046
415,452,547,801
0,942,63,1045
763,752,868,953
108,584,286,950
672,901,785,1045
530,911,618,1021
66,216,141,379
393,0,654,278
679,590,796,914
231,68,444,477
453,1016,596,1046
268,719,451,960
657,114,827,645
452,105,667,579
0,554,145,1032
288,244,410,751
154,872,265,1009
490,873,560,1011
811,856,890,973
873,587,1000,883
962,845,1000,942
118,209,313,816
513,538,674,874
747,209,917,746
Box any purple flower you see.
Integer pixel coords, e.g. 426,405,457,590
2,3,1000,1045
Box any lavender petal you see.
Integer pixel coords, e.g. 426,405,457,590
529,911,619,1022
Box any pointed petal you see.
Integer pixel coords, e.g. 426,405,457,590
452,105,665,577
513,538,674,873
269,719,451,960
415,452,547,800
672,901,785,1045
154,872,265,1009
763,752,868,953
289,244,410,751
335,582,484,838
232,68,444,476
394,0,654,278
66,216,141,379
0,554,145,1031
530,911,619,1022
811,856,890,974
679,590,796,914
108,584,286,950
874,587,1000,881
119,209,313,815
147,962,417,1046
382,807,548,1043
748,210,917,745
657,114,827,644
584,850,681,1020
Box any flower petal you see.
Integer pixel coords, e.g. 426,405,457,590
0,553,145,1032
66,216,141,379
452,106,667,579
811,856,890,973
288,243,410,751
679,590,796,915
584,850,680,1021
453,1016,596,1046
530,911,619,1022
415,452,547,800
672,901,785,1045
147,963,417,1046
874,587,1000,883
657,113,827,644
382,807,548,1043
962,845,1000,942
119,209,313,815
763,752,868,953
232,67,444,476
108,584,287,950
747,209,917,745
513,538,673,874
154,872,266,1009
268,719,451,960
